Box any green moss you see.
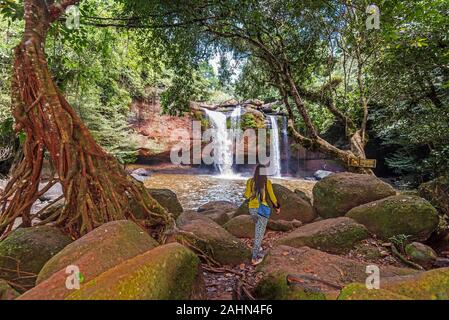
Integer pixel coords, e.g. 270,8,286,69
255,272,327,300
66,243,200,300
0,226,72,292
338,283,411,300
383,268,449,300
346,195,439,241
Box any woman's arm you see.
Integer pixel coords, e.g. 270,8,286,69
267,180,280,209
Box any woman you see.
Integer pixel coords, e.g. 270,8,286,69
244,164,281,265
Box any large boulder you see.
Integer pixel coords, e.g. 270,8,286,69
224,215,301,238
147,188,183,218
313,172,396,218
224,215,255,238
405,242,438,269
339,268,449,300
0,280,20,300
65,243,204,300
418,175,449,217
277,217,369,254
20,220,158,300
176,210,214,227
0,226,72,292
234,184,317,223
197,201,237,225
174,218,251,265
254,245,415,300
346,195,439,241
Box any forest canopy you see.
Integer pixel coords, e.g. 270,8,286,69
0,0,448,185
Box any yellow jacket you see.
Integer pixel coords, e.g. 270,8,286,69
244,178,280,209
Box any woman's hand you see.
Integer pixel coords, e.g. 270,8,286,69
275,208,281,215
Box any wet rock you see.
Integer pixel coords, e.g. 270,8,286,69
277,217,369,254
313,172,396,218
0,226,72,292
313,170,333,180
405,242,437,268
346,195,439,241
65,243,204,300
132,168,152,177
20,220,158,300
147,188,183,218
174,218,251,265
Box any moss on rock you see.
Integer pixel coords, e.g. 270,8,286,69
0,226,72,292
19,220,158,300
175,218,251,265
313,172,396,219
66,243,202,300
277,217,369,254
346,195,439,241
0,279,20,300
223,215,255,238
337,283,411,300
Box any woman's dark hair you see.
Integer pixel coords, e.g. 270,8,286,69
252,164,267,200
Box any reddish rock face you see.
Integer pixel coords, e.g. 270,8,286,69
130,100,194,163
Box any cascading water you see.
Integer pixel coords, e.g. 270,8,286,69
203,108,235,177
269,115,282,177
281,116,290,175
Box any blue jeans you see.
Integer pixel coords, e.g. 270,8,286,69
249,208,269,260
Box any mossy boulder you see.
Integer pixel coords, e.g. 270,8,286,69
0,226,72,292
234,184,317,223
381,268,449,300
255,272,328,300
254,245,415,300
267,219,302,232
65,243,203,300
418,175,449,217
340,268,449,300
224,215,255,238
175,218,251,265
197,201,237,225
313,172,396,218
346,195,439,241
277,217,369,254
176,210,215,227
405,242,437,269
19,220,158,300
337,283,411,300
0,280,20,300
147,188,183,219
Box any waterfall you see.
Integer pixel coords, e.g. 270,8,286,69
203,108,235,177
281,116,290,175
269,115,282,177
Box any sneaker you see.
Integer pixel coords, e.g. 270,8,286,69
251,257,263,266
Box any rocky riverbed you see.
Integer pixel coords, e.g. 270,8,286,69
0,172,448,300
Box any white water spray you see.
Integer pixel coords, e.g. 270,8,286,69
203,108,235,177
269,115,282,177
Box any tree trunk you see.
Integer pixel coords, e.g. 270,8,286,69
0,0,173,240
